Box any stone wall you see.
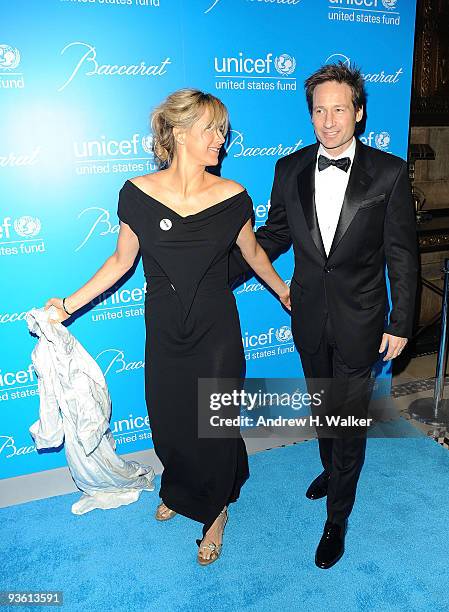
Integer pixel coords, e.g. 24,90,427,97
411,127,449,209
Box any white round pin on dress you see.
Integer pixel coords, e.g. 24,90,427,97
160,218,172,231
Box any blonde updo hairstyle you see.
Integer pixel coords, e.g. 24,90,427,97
151,89,229,168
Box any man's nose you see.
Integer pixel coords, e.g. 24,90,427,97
323,112,335,128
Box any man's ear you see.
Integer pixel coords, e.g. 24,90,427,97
355,106,364,123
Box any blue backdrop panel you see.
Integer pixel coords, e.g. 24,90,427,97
0,0,416,480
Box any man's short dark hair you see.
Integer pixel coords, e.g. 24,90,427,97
304,62,366,115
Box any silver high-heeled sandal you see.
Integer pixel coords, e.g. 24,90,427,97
197,508,228,566
155,502,177,521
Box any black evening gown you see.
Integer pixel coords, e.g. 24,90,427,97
117,180,252,536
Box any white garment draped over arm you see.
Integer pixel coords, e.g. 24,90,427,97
26,307,155,514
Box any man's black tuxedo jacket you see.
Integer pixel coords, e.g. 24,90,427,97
230,140,419,369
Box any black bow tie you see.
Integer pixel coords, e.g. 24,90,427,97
318,155,351,173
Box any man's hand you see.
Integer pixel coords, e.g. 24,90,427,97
378,333,408,361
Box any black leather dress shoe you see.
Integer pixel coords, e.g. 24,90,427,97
315,520,347,569
305,471,330,500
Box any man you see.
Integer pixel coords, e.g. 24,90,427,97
230,63,418,568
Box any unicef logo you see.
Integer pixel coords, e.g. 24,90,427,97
375,132,391,151
275,326,292,343
0,45,20,70
274,54,296,76
14,216,41,238
141,135,153,154
382,0,398,9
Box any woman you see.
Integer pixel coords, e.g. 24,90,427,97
45,89,290,565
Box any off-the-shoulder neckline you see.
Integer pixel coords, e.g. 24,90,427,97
125,179,248,220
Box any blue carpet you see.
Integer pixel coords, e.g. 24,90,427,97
1,439,449,612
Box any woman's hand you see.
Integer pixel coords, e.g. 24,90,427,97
278,287,291,311
44,298,71,324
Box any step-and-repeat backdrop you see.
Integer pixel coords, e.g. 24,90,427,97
1,0,416,482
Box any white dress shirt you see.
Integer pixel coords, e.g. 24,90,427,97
314,137,356,256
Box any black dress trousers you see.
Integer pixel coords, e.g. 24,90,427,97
298,316,373,526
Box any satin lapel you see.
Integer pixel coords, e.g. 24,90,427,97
327,141,374,259
297,158,326,261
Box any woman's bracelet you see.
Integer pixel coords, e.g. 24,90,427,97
62,297,73,316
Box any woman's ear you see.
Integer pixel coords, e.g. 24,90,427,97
173,127,185,145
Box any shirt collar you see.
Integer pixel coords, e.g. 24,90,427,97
317,137,356,162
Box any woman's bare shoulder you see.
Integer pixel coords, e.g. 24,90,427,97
128,170,166,189
209,176,246,200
